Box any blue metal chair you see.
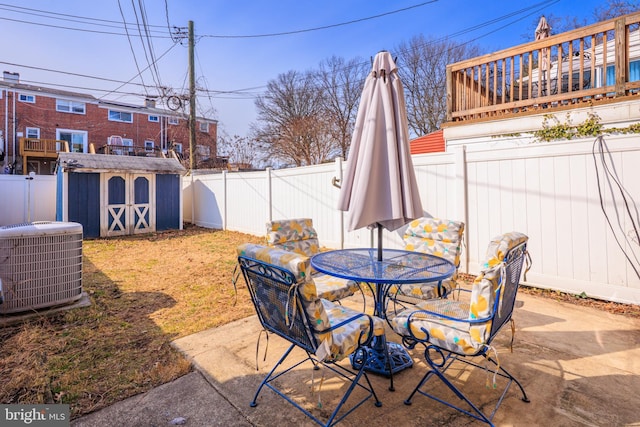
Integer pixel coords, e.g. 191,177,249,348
237,243,385,427
388,232,531,426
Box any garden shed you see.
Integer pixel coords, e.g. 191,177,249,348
56,152,186,238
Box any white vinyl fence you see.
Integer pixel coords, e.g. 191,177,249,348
0,174,57,225
185,134,640,305
2,134,639,304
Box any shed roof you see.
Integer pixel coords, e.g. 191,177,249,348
58,153,186,174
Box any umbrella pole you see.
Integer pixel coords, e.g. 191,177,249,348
377,224,383,262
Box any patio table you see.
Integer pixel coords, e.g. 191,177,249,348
311,248,455,376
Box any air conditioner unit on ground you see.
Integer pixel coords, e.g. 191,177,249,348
0,221,83,314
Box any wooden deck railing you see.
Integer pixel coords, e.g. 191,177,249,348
19,138,69,157
446,12,640,123
19,138,70,175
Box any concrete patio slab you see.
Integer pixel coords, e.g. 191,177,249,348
73,292,640,426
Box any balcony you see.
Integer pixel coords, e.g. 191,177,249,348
19,137,69,158
19,137,69,174
446,12,640,124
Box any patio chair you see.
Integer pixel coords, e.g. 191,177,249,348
237,243,385,427
388,232,531,426
266,218,362,302
388,217,465,308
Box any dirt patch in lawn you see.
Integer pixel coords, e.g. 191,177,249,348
0,225,262,418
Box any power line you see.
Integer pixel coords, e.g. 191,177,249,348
99,42,180,100
1,0,562,104
0,2,166,28
200,1,439,39
118,0,148,95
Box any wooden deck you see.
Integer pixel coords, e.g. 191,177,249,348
446,12,640,124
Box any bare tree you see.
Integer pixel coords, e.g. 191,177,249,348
254,70,340,167
593,0,640,22
217,131,264,169
396,36,481,137
523,0,640,38
315,56,369,160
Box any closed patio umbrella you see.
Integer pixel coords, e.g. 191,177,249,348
535,15,551,93
337,51,422,260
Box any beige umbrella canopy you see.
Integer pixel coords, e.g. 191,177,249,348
535,16,551,76
337,51,423,259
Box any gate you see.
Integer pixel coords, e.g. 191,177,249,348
103,173,154,236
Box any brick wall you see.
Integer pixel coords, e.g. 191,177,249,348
0,88,217,167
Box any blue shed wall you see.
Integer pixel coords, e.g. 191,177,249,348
156,174,181,231
68,172,101,238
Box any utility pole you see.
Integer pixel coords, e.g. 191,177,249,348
188,20,196,171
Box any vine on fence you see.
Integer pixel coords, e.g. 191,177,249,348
533,113,640,142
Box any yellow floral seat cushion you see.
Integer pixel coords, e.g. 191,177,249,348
322,300,385,360
390,232,528,355
311,273,362,301
482,231,529,269
390,264,500,355
237,243,382,362
265,218,360,302
266,218,320,256
392,217,465,299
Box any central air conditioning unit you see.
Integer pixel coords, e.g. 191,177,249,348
0,221,83,314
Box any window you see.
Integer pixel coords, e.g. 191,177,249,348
56,99,86,114
196,144,210,158
19,94,36,103
173,142,182,153
57,129,88,153
168,116,179,125
109,110,133,123
122,138,134,153
144,140,155,152
26,127,40,139
148,115,159,122
199,122,209,132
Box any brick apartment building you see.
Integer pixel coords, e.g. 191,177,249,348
0,71,218,174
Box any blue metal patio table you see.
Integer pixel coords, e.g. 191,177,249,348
311,248,455,377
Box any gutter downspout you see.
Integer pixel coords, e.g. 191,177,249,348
12,90,16,165
4,90,8,168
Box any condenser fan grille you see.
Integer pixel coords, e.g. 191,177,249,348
0,222,83,314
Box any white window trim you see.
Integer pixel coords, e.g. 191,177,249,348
108,110,133,123
199,122,209,132
56,129,88,153
148,115,159,122
167,116,179,125
56,99,86,114
19,94,36,103
26,127,40,139
144,140,155,152
173,142,182,153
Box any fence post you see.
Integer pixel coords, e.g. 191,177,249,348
222,170,227,230
334,158,344,249
266,167,273,222
455,145,469,273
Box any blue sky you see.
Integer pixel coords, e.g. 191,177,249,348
0,0,613,139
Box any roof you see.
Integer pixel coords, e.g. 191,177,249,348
58,153,187,174
0,80,98,101
410,130,445,155
0,79,216,123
